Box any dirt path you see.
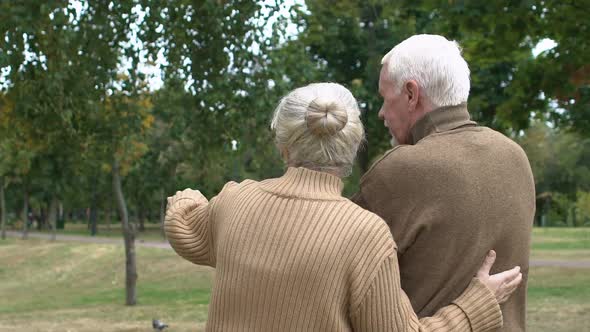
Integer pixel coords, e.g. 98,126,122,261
5,231,590,268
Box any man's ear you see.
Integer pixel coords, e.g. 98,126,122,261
405,80,420,112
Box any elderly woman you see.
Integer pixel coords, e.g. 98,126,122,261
165,82,521,331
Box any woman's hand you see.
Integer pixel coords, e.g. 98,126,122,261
167,188,208,207
476,250,523,304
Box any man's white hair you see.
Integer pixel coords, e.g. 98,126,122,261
381,34,470,107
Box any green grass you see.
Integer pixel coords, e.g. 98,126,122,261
0,228,589,331
531,227,590,250
527,227,590,331
527,267,590,332
0,238,212,331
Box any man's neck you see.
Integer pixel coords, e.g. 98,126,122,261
408,103,475,144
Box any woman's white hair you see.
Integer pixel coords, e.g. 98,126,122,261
381,34,470,107
270,82,364,177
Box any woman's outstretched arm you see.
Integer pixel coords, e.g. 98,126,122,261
164,188,215,267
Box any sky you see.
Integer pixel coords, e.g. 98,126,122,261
532,38,558,57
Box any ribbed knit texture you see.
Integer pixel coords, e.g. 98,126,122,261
165,167,502,331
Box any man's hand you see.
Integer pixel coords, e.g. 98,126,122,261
476,250,523,304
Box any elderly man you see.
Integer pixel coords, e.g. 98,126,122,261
352,34,535,331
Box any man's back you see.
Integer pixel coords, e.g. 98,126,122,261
354,107,535,331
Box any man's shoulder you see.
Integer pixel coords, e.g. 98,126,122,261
472,126,530,159
364,145,415,175
420,125,528,156
362,141,439,182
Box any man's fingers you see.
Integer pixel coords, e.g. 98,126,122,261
491,265,520,282
484,264,520,305
504,272,523,291
497,272,523,304
477,250,496,277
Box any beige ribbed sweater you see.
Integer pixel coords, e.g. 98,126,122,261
165,167,502,331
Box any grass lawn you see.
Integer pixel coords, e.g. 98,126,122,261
527,227,590,332
0,227,588,331
0,238,211,331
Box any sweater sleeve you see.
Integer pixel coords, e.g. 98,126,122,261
350,255,502,332
164,190,215,267
164,182,238,267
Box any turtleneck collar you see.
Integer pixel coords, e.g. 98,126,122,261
260,167,345,201
409,103,476,145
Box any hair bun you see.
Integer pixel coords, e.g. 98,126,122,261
305,96,348,136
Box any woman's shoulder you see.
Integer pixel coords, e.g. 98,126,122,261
343,199,389,224
217,179,260,196
338,200,396,247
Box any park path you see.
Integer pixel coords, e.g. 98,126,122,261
4,230,171,249
4,231,590,268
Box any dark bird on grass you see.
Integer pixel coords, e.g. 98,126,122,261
152,319,169,331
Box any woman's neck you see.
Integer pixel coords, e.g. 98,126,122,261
286,163,343,178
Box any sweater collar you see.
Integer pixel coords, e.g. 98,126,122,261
260,167,345,200
409,103,476,144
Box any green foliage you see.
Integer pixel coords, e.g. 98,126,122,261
518,122,590,226
546,192,573,227
1,0,589,227
518,122,590,196
294,0,589,175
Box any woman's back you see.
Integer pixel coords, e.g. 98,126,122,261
192,167,393,331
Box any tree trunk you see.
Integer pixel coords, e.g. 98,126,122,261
1,176,6,240
39,206,46,231
21,187,29,240
159,188,166,238
48,196,58,241
89,206,98,236
58,202,64,229
112,158,137,306
86,207,91,230
89,177,99,236
106,201,112,231
138,204,145,232
571,206,577,227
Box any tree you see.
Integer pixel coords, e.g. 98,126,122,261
1,1,96,239
525,0,590,134
518,121,590,225
576,191,590,226
291,0,589,186
0,89,37,239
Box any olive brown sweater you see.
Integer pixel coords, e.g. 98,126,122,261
165,167,503,331
353,105,535,331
